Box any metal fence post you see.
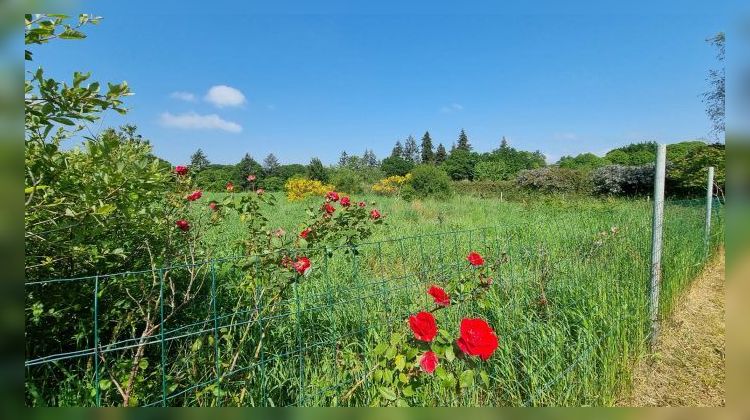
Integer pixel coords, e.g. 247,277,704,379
705,166,715,257
649,143,666,348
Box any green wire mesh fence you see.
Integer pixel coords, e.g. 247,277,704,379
25,198,724,406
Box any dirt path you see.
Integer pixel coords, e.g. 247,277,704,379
619,248,725,406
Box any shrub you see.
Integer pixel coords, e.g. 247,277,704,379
443,149,479,181
372,174,412,196
330,168,364,194
284,177,335,201
667,143,725,196
451,180,520,199
404,165,453,199
380,155,414,177
557,153,610,172
516,167,590,194
194,164,237,191
590,164,654,196
258,176,284,192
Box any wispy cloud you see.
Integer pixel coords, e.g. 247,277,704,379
204,85,246,108
169,91,197,102
440,103,464,113
159,111,242,133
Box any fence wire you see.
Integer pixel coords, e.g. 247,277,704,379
24,198,724,406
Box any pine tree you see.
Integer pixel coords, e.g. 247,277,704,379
307,157,328,182
420,131,434,163
450,142,456,153
403,135,419,163
263,153,280,175
457,129,472,151
190,148,210,172
435,143,447,164
391,141,404,158
500,136,509,150
338,151,349,167
362,149,378,167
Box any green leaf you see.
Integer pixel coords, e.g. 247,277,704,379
59,28,86,40
396,398,409,407
459,370,474,388
385,345,397,359
378,386,397,401
445,346,456,362
399,372,408,383
402,385,415,397
98,379,112,390
94,204,116,216
139,358,149,369
373,342,387,356
191,338,203,352
480,370,490,386
394,354,405,371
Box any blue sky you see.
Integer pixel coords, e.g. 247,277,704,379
30,2,731,165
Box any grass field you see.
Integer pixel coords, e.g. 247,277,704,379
25,193,724,406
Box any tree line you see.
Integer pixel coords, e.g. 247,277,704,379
190,128,724,198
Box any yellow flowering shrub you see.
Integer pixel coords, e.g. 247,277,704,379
284,177,336,201
371,173,412,196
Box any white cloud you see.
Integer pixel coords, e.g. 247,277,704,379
170,91,197,102
440,103,464,113
204,85,246,108
160,111,242,133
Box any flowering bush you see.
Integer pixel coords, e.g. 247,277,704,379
296,191,384,250
284,177,336,201
371,174,412,196
367,251,503,406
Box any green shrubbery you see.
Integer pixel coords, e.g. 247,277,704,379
402,165,453,200
330,167,365,194
516,167,591,194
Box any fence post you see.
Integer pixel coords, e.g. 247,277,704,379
705,166,715,257
649,143,666,348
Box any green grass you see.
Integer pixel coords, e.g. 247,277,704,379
25,193,724,406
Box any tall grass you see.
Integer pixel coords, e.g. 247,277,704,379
25,194,724,406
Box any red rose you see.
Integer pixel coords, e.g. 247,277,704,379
358,201,366,208
408,311,437,342
226,181,234,192
467,251,484,266
370,209,381,220
293,256,311,275
420,351,438,374
325,191,339,202
427,285,450,307
247,174,257,182
256,188,265,195
208,201,219,211
340,196,351,207
300,227,312,239
456,318,499,360
175,219,190,232
174,165,188,176
324,203,336,214
186,190,203,201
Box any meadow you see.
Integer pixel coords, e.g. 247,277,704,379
25,193,724,406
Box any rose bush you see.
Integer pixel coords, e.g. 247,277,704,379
367,251,504,406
